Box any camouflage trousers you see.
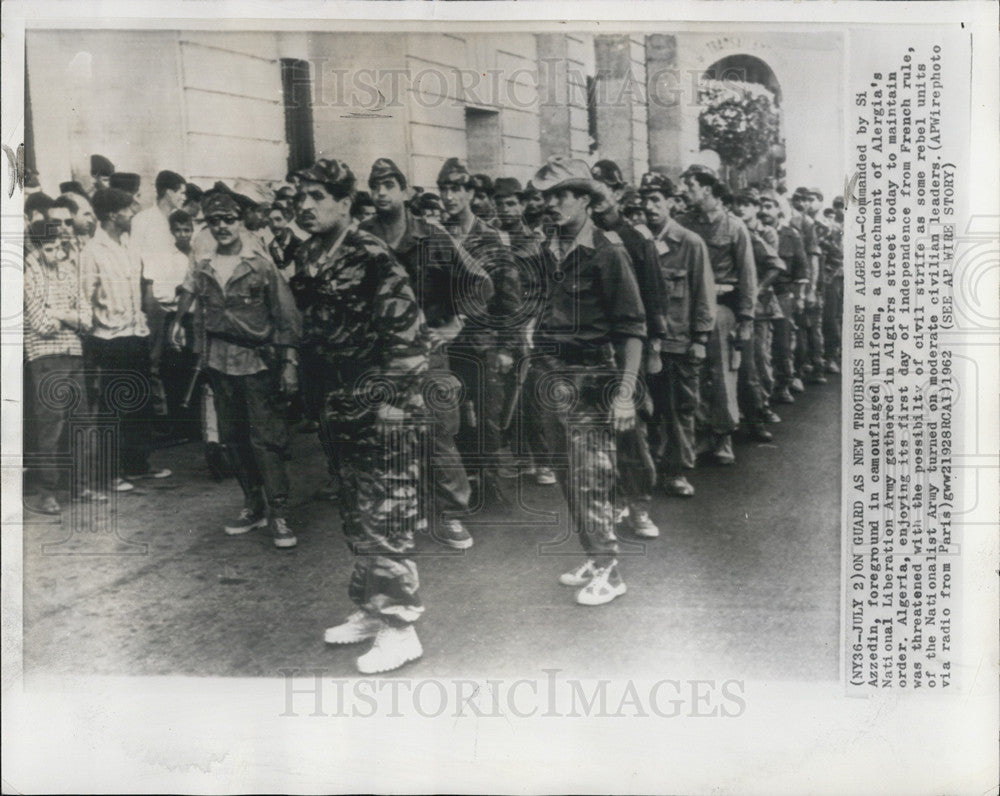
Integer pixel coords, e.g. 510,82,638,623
526,352,618,566
324,414,424,626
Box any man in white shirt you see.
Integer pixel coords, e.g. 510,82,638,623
132,170,189,423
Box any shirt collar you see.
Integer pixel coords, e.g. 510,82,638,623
547,217,596,262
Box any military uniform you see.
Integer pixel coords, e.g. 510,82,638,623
820,221,844,368
527,218,646,566
290,224,429,626
770,223,809,399
680,206,758,439
645,217,716,478
446,215,521,501
183,228,301,528
363,208,493,528
790,209,825,377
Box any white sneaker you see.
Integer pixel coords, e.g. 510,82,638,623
113,478,134,493
576,563,627,606
324,610,385,645
559,559,599,587
629,509,659,539
356,624,423,674
535,467,557,485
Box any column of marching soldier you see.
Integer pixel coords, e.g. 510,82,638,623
22,152,844,673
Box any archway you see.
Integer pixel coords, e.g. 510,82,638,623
699,54,784,188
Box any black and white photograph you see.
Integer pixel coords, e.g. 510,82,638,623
3,3,997,794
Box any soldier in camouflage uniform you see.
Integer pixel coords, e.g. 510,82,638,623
790,187,827,386
287,159,430,675
529,156,646,607
437,158,522,508
363,156,494,551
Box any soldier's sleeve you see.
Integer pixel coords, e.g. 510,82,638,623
732,220,758,320
598,244,647,342
689,236,717,342
633,236,668,341
754,232,786,276
789,230,810,284
264,257,302,348
372,251,430,412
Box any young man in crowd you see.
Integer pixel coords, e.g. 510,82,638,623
789,187,827,386
266,201,302,275
758,191,809,405
362,156,492,550
679,164,758,466
81,188,172,492
132,170,191,426
638,171,716,499
288,158,430,674
590,162,668,538
528,156,646,606
23,221,103,514
171,185,301,548
437,158,521,509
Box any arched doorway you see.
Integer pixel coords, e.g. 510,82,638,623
699,54,784,189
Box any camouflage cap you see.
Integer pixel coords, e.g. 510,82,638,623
368,157,407,189
201,183,243,218
290,158,356,196
470,174,494,195
638,171,677,198
437,157,472,187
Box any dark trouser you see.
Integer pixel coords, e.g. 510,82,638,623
26,354,91,496
299,351,337,478
422,351,471,518
772,292,798,389
795,291,825,374
450,346,506,495
737,322,769,423
147,305,199,436
209,368,291,513
92,335,153,477
327,416,423,627
616,419,655,515
699,305,740,435
526,354,618,566
649,352,699,477
822,274,844,361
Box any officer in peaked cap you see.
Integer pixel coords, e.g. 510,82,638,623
90,154,115,191
591,159,626,192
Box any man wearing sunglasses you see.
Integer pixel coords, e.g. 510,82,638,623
171,186,302,549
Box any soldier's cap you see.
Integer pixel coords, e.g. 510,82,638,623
436,157,472,188
90,154,115,177
620,188,644,211
493,177,525,200
808,187,824,201
732,191,760,207
109,172,141,194
638,171,677,198
91,188,135,219
470,174,494,195
289,159,356,195
417,192,443,212
201,183,244,218
679,163,719,182
591,159,625,189
531,156,603,198
59,180,87,197
368,157,407,189
791,186,811,200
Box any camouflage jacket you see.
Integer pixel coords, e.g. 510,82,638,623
289,227,429,420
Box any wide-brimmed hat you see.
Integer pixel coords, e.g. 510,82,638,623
532,156,603,197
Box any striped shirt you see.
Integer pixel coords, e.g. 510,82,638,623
81,226,150,340
23,248,85,362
